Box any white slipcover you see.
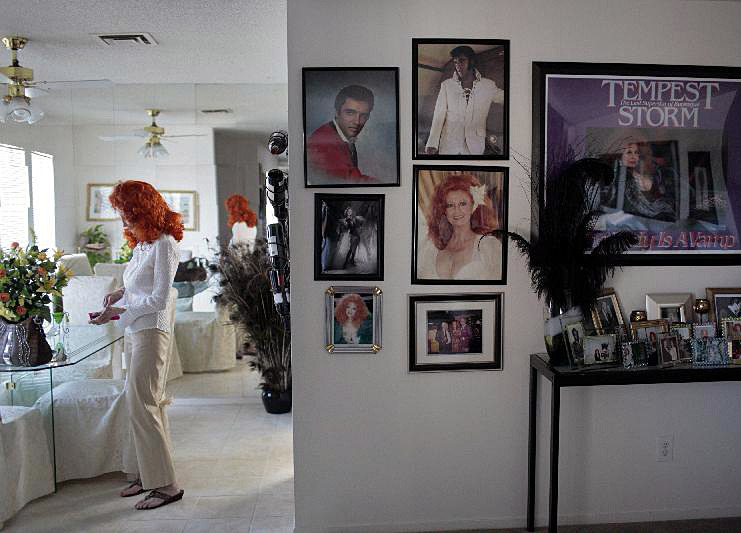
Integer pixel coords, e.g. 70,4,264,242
58,253,93,276
0,406,54,525
93,262,127,288
174,306,236,372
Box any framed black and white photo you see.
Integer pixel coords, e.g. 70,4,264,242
657,333,681,367
706,287,741,329
591,288,625,334
721,318,741,339
303,67,400,187
314,194,384,281
324,286,382,354
583,334,617,365
409,293,502,372
533,62,741,265
645,292,693,324
693,323,716,340
621,341,649,368
631,319,670,362
413,39,509,160
562,319,586,367
412,165,508,284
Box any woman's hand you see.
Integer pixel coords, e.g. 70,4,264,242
102,287,125,308
89,306,126,325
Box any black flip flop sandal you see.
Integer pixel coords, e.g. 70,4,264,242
135,489,185,510
120,478,145,497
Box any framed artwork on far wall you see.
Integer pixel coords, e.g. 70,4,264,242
303,67,400,187
160,190,199,231
705,287,741,329
533,61,741,265
413,38,509,160
325,286,382,354
409,293,502,372
86,183,117,221
314,194,384,281
412,165,508,284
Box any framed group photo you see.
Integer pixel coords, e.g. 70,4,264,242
412,165,508,284
325,286,382,354
409,293,502,372
706,287,741,328
314,194,384,281
303,67,400,187
533,62,741,265
413,38,509,160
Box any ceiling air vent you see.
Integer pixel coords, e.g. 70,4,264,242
201,109,233,114
94,33,158,47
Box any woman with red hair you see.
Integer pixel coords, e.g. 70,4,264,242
226,194,258,251
418,173,502,280
334,293,371,344
89,180,184,510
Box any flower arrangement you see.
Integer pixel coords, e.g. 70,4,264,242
0,242,71,323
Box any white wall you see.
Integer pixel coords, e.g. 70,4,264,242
287,1,741,531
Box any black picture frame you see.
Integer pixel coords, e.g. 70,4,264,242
409,293,503,372
411,164,508,285
413,38,509,160
314,193,384,281
533,61,741,266
303,67,400,188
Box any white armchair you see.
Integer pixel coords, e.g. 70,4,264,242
58,253,93,277
93,262,127,287
174,304,236,372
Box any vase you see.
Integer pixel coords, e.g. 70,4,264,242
0,316,52,367
261,388,292,414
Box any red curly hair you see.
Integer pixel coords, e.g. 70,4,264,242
334,293,370,328
427,174,498,250
226,195,258,227
109,181,184,247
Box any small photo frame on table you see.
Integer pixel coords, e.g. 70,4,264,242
303,67,400,187
591,288,625,334
160,190,199,231
692,323,716,339
412,165,508,285
631,319,670,363
721,318,741,339
646,293,693,324
692,337,728,366
314,194,384,281
86,183,117,221
621,341,649,369
325,286,382,354
706,288,741,329
671,322,693,362
409,293,502,372
413,39,509,160
583,334,617,365
563,319,586,367
728,339,741,365
657,333,682,367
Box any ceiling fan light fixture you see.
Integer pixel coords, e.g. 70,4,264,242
0,94,43,124
138,139,169,159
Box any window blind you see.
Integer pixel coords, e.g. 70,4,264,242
0,143,30,248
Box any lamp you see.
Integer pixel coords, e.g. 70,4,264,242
137,137,169,159
0,94,43,124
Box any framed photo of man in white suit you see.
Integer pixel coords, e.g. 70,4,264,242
413,39,509,160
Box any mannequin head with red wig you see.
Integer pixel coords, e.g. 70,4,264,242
226,195,258,228
427,174,498,250
109,180,184,247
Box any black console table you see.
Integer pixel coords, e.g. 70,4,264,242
527,353,741,532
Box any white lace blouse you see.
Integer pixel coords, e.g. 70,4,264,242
117,234,179,333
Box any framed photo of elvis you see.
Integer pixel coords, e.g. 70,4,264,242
314,194,384,281
413,39,509,160
705,287,741,329
533,62,741,265
409,293,503,372
303,67,400,187
412,165,508,285
324,286,382,354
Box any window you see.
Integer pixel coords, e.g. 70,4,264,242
0,143,55,250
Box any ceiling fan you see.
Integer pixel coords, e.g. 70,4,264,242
99,108,206,159
0,36,110,124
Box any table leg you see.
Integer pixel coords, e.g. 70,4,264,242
548,380,560,533
526,366,538,532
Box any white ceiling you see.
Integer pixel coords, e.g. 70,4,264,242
0,0,286,84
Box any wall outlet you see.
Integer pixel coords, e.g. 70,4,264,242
656,434,674,462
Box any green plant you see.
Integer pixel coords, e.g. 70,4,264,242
80,224,109,245
80,224,111,268
0,242,71,323
213,241,291,392
114,241,133,263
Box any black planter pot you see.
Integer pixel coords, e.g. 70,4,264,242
261,388,292,414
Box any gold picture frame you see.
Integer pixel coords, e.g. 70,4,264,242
591,288,625,334
86,183,118,221
706,287,741,329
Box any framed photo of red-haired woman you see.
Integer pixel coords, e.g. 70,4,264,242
412,165,508,284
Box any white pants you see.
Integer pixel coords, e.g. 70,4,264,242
124,328,176,489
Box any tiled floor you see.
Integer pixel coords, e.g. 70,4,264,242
2,360,294,533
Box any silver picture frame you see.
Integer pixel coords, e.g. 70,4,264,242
325,286,382,354
645,292,694,323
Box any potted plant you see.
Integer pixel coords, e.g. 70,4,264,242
213,240,291,413
113,241,133,264
0,242,71,366
492,157,637,363
79,224,111,268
